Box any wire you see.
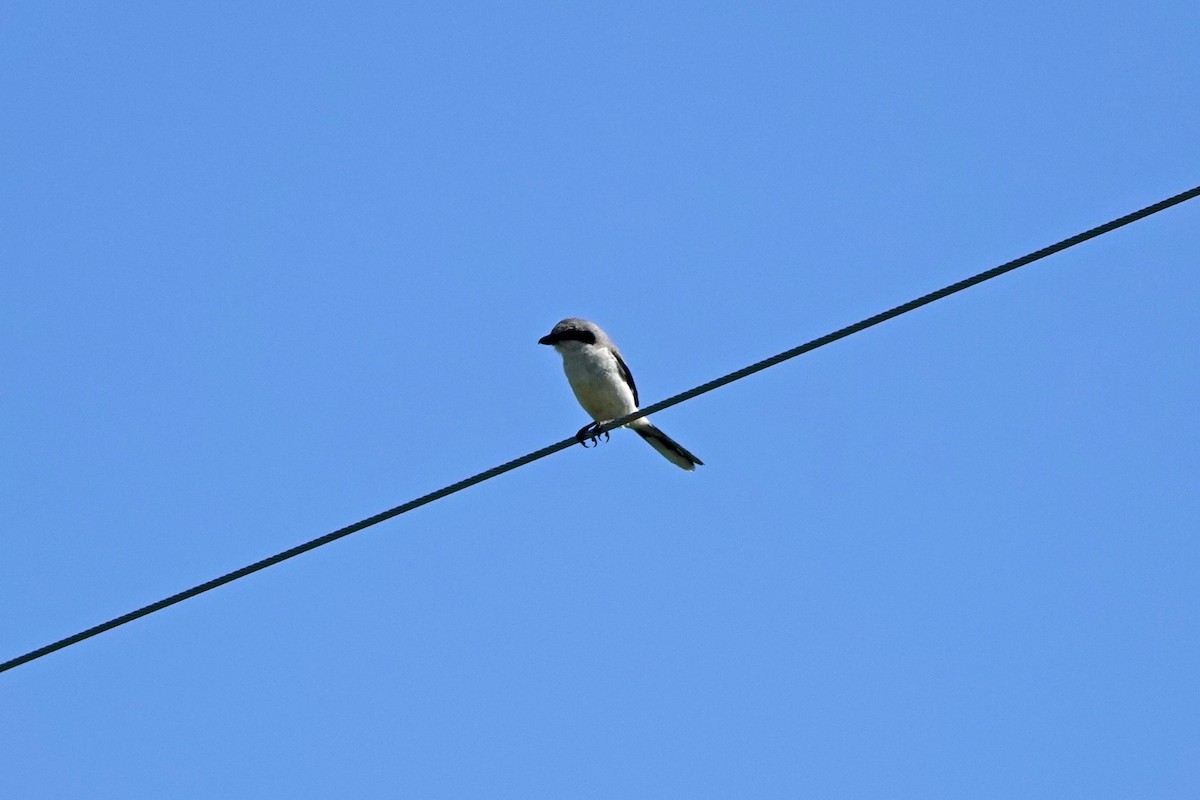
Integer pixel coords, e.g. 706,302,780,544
3,184,1198,675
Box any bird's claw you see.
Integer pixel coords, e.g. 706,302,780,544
575,422,611,448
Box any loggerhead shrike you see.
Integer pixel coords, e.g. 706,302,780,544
538,318,703,471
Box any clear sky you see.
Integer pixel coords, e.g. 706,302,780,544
4,2,1198,797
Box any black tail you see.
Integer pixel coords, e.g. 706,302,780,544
632,422,704,471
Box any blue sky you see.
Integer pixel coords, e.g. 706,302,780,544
3,2,1198,797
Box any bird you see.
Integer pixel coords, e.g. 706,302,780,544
538,318,703,471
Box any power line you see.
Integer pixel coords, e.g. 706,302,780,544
3,184,1198,675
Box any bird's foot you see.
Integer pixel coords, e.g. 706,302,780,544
575,422,611,448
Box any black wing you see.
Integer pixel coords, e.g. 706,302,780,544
612,348,639,406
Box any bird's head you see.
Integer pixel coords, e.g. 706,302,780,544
538,318,602,351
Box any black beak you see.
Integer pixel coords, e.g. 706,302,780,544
538,333,556,346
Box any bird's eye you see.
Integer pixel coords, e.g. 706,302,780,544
555,329,596,345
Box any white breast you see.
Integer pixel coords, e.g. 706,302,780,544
560,343,638,422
